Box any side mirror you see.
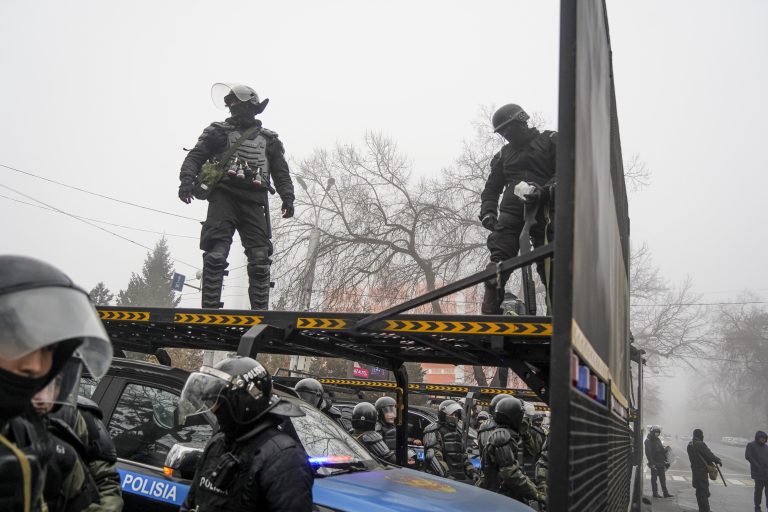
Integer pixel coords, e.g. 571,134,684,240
164,443,202,480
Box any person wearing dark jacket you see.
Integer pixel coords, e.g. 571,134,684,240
179,83,295,311
687,428,722,512
179,357,313,512
644,425,673,498
479,104,557,315
746,430,768,511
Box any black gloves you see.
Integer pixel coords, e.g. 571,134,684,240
179,178,194,204
281,201,294,218
480,213,497,231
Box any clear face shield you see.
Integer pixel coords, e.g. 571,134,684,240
0,286,113,379
444,403,462,426
31,357,82,416
211,83,259,111
296,389,323,408
178,366,234,425
380,405,396,425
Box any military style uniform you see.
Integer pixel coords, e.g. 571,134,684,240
481,426,539,502
0,416,49,512
181,418,312,512
480,129,557,312
423,421,476,482
354,430,396,464
376,420,397,452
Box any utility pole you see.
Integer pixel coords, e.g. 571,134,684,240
290,176,335,374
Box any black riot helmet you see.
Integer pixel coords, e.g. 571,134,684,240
491,104,530,133
438,399,463,426
295,378,325,408
179,356,302,431
0,255,113,419
211,83,269,116
489,393,513,419
494,396,524,430
351,402,378,432
375,396,397,425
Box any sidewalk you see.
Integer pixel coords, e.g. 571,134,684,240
647,477,755,512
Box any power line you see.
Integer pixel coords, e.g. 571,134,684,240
0,193,198,239
0,162,201,222
0,183,201,271
630,301,767,307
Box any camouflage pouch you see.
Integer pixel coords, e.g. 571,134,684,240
193,125,260,200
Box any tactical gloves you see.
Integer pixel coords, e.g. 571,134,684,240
281,201,294,219
480,213,497,231
179,178,195,204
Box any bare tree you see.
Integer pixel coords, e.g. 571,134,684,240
271,131,487,314
630,244,713,368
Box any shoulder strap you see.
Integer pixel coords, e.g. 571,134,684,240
220,125,260,164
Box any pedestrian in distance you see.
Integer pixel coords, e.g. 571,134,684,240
645,425,673,498
178,82,295,311
746,430,768,512
687,428,722,512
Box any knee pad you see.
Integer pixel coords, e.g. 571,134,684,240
246,247,271,277
203,242,230,270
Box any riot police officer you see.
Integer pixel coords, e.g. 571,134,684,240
481,397,543,505
0,255,113,511
478,394,512,453
44,358,123,512
294,377,352,432
179,357,313,512
179,83,295,310
423,400,477,482
351,402,395,464
479,104,557,314
374,396,398,451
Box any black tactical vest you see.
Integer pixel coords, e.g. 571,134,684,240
0,418,46,512
377,421,396,451
439,423,468,481
222,129,272,190
188,427,278,512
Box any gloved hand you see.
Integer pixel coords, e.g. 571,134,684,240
665,462,670,470
281,201,294,218
480,213,497,231
536,491,547,505
179,178,194,204
520,417,530,434
524,183,549,204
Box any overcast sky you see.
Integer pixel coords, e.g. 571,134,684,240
1,0,766,309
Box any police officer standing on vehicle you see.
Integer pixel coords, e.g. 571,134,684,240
294,378,353,432
423,400,477,482
479,104,557,315
179,356,313,512
374,396,398,451
179,83,295,311
0,255,113,512
479,396,543,505
350,402,395,464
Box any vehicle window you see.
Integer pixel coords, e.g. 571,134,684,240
407,411,430,442
79,376,100,399
108,383,213,468
291,402,376,474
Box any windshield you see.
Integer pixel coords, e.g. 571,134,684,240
291,402,380,476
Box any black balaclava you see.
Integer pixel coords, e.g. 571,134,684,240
693,428,704,440
0,340,80,420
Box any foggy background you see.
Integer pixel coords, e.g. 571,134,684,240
1,1,766,437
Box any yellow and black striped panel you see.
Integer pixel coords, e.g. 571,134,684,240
478,388,540,398
296,317,348,330
319,378,398,389
382,319,551,336
98,310,150,322
173,313,262,326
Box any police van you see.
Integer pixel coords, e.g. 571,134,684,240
83,357,534,512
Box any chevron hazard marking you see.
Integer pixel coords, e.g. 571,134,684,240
98,310,150,322
173,314,262,326
382,319,551,336
296,318,347,330
319,379,398,389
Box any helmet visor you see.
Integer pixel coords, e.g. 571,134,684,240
296,389,322,407
31,357,82,415
0,287,112,378
211,83,259,110
178,367,231,424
